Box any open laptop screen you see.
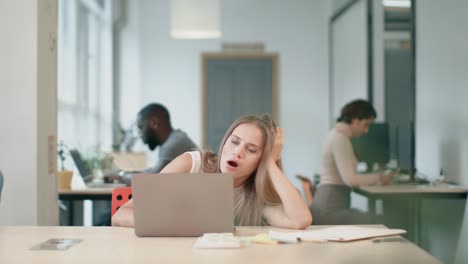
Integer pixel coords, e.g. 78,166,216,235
69,149,91,180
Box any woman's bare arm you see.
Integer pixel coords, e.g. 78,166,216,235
111,199,135,227
263,163,312,229
262,128,312,229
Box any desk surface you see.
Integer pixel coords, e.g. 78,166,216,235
0,226,440,264
58,188,114,202
356,184,468,195
59,188,114,195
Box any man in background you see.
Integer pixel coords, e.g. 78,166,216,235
116,103,198,185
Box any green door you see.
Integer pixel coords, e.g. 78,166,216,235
202,54,278,152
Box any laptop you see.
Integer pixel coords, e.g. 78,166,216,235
132,173,234,237
69,149,126,188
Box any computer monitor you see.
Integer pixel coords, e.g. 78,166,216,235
69,149,92,180
351,122,390,170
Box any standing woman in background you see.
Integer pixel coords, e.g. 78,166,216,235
310,99,394,224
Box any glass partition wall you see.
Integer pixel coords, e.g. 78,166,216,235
330,0,415,178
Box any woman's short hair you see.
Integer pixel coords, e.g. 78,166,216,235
337,99,377,124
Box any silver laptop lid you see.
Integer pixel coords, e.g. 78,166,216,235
132,173,234,237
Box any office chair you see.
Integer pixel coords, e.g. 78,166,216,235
111,187,132,216
296,174,316,206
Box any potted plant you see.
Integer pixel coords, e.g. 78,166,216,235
57,141,73,190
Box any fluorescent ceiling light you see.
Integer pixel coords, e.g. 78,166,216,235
382,0,411,8
170,0,221,39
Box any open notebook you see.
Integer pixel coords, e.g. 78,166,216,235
269,226,406,243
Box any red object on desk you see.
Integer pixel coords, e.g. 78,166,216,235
111,187,132,216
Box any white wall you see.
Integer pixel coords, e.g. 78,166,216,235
123,0,330,179
118,0,142,129
416,0,468,184
372,0,385,122
416,1,468,263
331,0,368,123
332,0,354,12
0,0,58,225
331,0,385,122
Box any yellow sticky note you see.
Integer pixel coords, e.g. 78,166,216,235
251,233,278,245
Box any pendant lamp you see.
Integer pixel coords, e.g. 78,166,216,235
170,0,221,39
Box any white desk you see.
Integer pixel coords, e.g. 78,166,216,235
354,184,468,245
58,188,114,200
356,184,468,196
0,226,441,264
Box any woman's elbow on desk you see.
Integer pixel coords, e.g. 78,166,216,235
287,210,313,229
112,207,135,228
297,210,313,229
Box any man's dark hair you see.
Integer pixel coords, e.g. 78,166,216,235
337,99,377,124
138,103,171,124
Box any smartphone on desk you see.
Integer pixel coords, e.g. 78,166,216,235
383,168,399,185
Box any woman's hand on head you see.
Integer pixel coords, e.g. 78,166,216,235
269,127,284,165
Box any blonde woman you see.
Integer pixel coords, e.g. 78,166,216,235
112,114,312,229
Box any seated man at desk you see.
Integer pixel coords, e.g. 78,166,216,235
108,103,198,184
310,99,395,225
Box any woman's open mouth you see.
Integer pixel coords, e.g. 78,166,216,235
227,160,239,168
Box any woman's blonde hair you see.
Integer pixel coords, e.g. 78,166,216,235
201,114,282,226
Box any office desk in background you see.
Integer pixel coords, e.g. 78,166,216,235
354,184,468,245
0,226,441,264
58,188,114,226
59,188,114,200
